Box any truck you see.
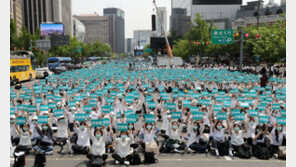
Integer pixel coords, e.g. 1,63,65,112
156,56,183,66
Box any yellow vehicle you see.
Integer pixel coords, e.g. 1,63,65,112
10,50,36,84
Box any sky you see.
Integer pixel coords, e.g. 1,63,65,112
73,0,281,38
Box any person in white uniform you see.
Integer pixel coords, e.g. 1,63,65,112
85,124,109,164
112,130,133,166
71,120,90,154
14,123,32,154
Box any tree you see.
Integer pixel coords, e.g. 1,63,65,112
18,25,32,50
10,18,18,50
172,13,213,61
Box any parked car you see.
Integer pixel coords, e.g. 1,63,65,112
53,66,67,74
36,67,54,79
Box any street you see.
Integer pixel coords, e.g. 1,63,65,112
11,145,285,167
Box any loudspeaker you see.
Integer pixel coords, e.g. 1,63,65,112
152,15,156,31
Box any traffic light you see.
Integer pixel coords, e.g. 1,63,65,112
152,15,156,31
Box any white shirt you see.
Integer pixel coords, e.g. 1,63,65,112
89,128,106,156
54,118,69,138
187,124,204,147
143,129,156,143
214,129,225,142
113,135,132,158
19,131,32,146
10,124,18,138
231,130,244,146
74,127,90,147
168,123,185,140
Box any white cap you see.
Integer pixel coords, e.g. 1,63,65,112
32,116,38,120
70,107,76,110
149,111,154,115
43,111,49,115
10,115,16,119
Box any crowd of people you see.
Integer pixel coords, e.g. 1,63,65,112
10,60,286,167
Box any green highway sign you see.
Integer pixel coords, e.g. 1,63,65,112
211,29,233,44
145,48,153,53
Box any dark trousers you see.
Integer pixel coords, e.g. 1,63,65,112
72,144,90,155
15,145,31,154
87,153,108,161
270,144,279,156
189,141,209,153
68,123,74,132
53,137,68,146
112,153,133,164
166,140,186,152
213,139,231,150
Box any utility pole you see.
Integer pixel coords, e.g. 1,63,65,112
153,0,173,66
239,29,244,72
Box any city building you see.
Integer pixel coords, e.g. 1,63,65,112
170,8,191,37
73,17,86,42
22,0,73,35
74,14,115,50
191,0,242,29
233,0,286,30
131,30,155,51
61,0,73,36
156,7,167,37
10,0,23,35
103,8,125,53
125,38,132,53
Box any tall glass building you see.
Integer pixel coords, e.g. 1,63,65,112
171,0,192,16
170,0,192,36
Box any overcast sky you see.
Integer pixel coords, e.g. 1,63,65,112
73,0,281,38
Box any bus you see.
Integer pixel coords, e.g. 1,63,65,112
47,57,72,70
10,50,36,84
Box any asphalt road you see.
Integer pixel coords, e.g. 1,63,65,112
10,148,285,167
10,79,286,167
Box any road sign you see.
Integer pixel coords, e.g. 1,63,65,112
211,29,233,44
145,48,153,53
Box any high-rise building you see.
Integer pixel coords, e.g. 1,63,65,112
170,8,191,37
103,8,125,53
156,7,167,37
10,0,23,35
170,0,192,36
74,14,115,50
22,0,73,35
61,0,73,36
125,38,132,53
191,0,242,29
73,17,86,42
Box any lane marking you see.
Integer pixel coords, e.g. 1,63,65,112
224,156,232,161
